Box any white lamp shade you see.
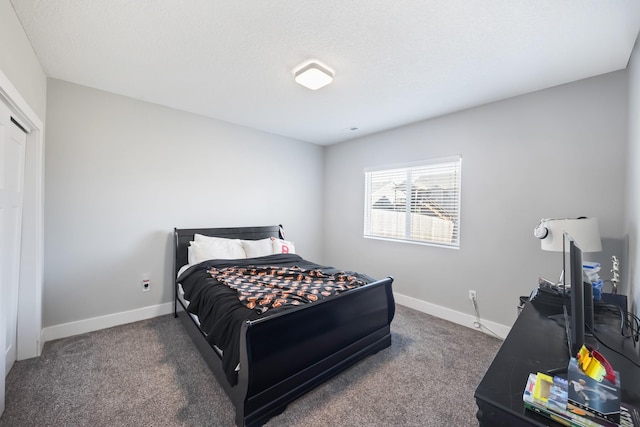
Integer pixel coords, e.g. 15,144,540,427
539,217,602,252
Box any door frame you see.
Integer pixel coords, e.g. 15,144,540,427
0,67,44,363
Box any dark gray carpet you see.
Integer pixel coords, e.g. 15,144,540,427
0,305,501,426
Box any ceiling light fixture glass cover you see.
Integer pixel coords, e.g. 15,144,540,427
294,61,334,90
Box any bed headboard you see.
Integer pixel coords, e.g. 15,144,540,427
173,225,285,275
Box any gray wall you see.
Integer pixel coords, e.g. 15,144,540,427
323,71,628,328
627,35,640,313
44,79,324,327
0,0,46,119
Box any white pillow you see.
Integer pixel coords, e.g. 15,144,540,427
193,234,246,257
241,238,274,258
194,234,238,245
188,246,195,265
188,238,246,264
271,237,296,254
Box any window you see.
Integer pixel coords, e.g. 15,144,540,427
364,156,462,248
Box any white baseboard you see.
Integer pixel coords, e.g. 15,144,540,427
41,302,175,343
394,292,511,340
40,294,510,346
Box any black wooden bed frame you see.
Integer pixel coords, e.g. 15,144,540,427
173,225,395,427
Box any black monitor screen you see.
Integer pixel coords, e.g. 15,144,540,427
563,232,584,356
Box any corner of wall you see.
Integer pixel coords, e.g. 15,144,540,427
626,32,640,315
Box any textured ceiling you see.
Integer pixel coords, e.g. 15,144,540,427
10,0,640,145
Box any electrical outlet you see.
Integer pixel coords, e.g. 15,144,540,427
468,290,477,301
142,278,150,292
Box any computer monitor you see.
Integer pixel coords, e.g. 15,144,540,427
563,232,585,356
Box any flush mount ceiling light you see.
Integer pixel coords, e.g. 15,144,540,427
294,61,334,90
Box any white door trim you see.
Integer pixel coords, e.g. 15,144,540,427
0,68,44,362
3,109,28,375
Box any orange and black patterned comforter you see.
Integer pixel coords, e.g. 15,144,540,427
177,254,373,385
208,264,367,314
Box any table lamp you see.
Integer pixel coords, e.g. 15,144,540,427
535,217,603,338
534,216,602,289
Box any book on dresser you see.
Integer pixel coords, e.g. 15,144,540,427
523,371,640,427
523,372,614,427
566,357,620,424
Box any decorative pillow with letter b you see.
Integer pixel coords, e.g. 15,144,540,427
271,237,296,254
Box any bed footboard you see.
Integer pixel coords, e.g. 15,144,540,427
237,276,395,427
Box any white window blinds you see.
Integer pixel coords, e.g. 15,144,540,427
364,156,462,248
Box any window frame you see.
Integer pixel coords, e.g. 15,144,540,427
363,155,462,249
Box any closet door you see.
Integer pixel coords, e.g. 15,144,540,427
1,99,26,379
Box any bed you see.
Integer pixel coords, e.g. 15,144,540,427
173,225,395,427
